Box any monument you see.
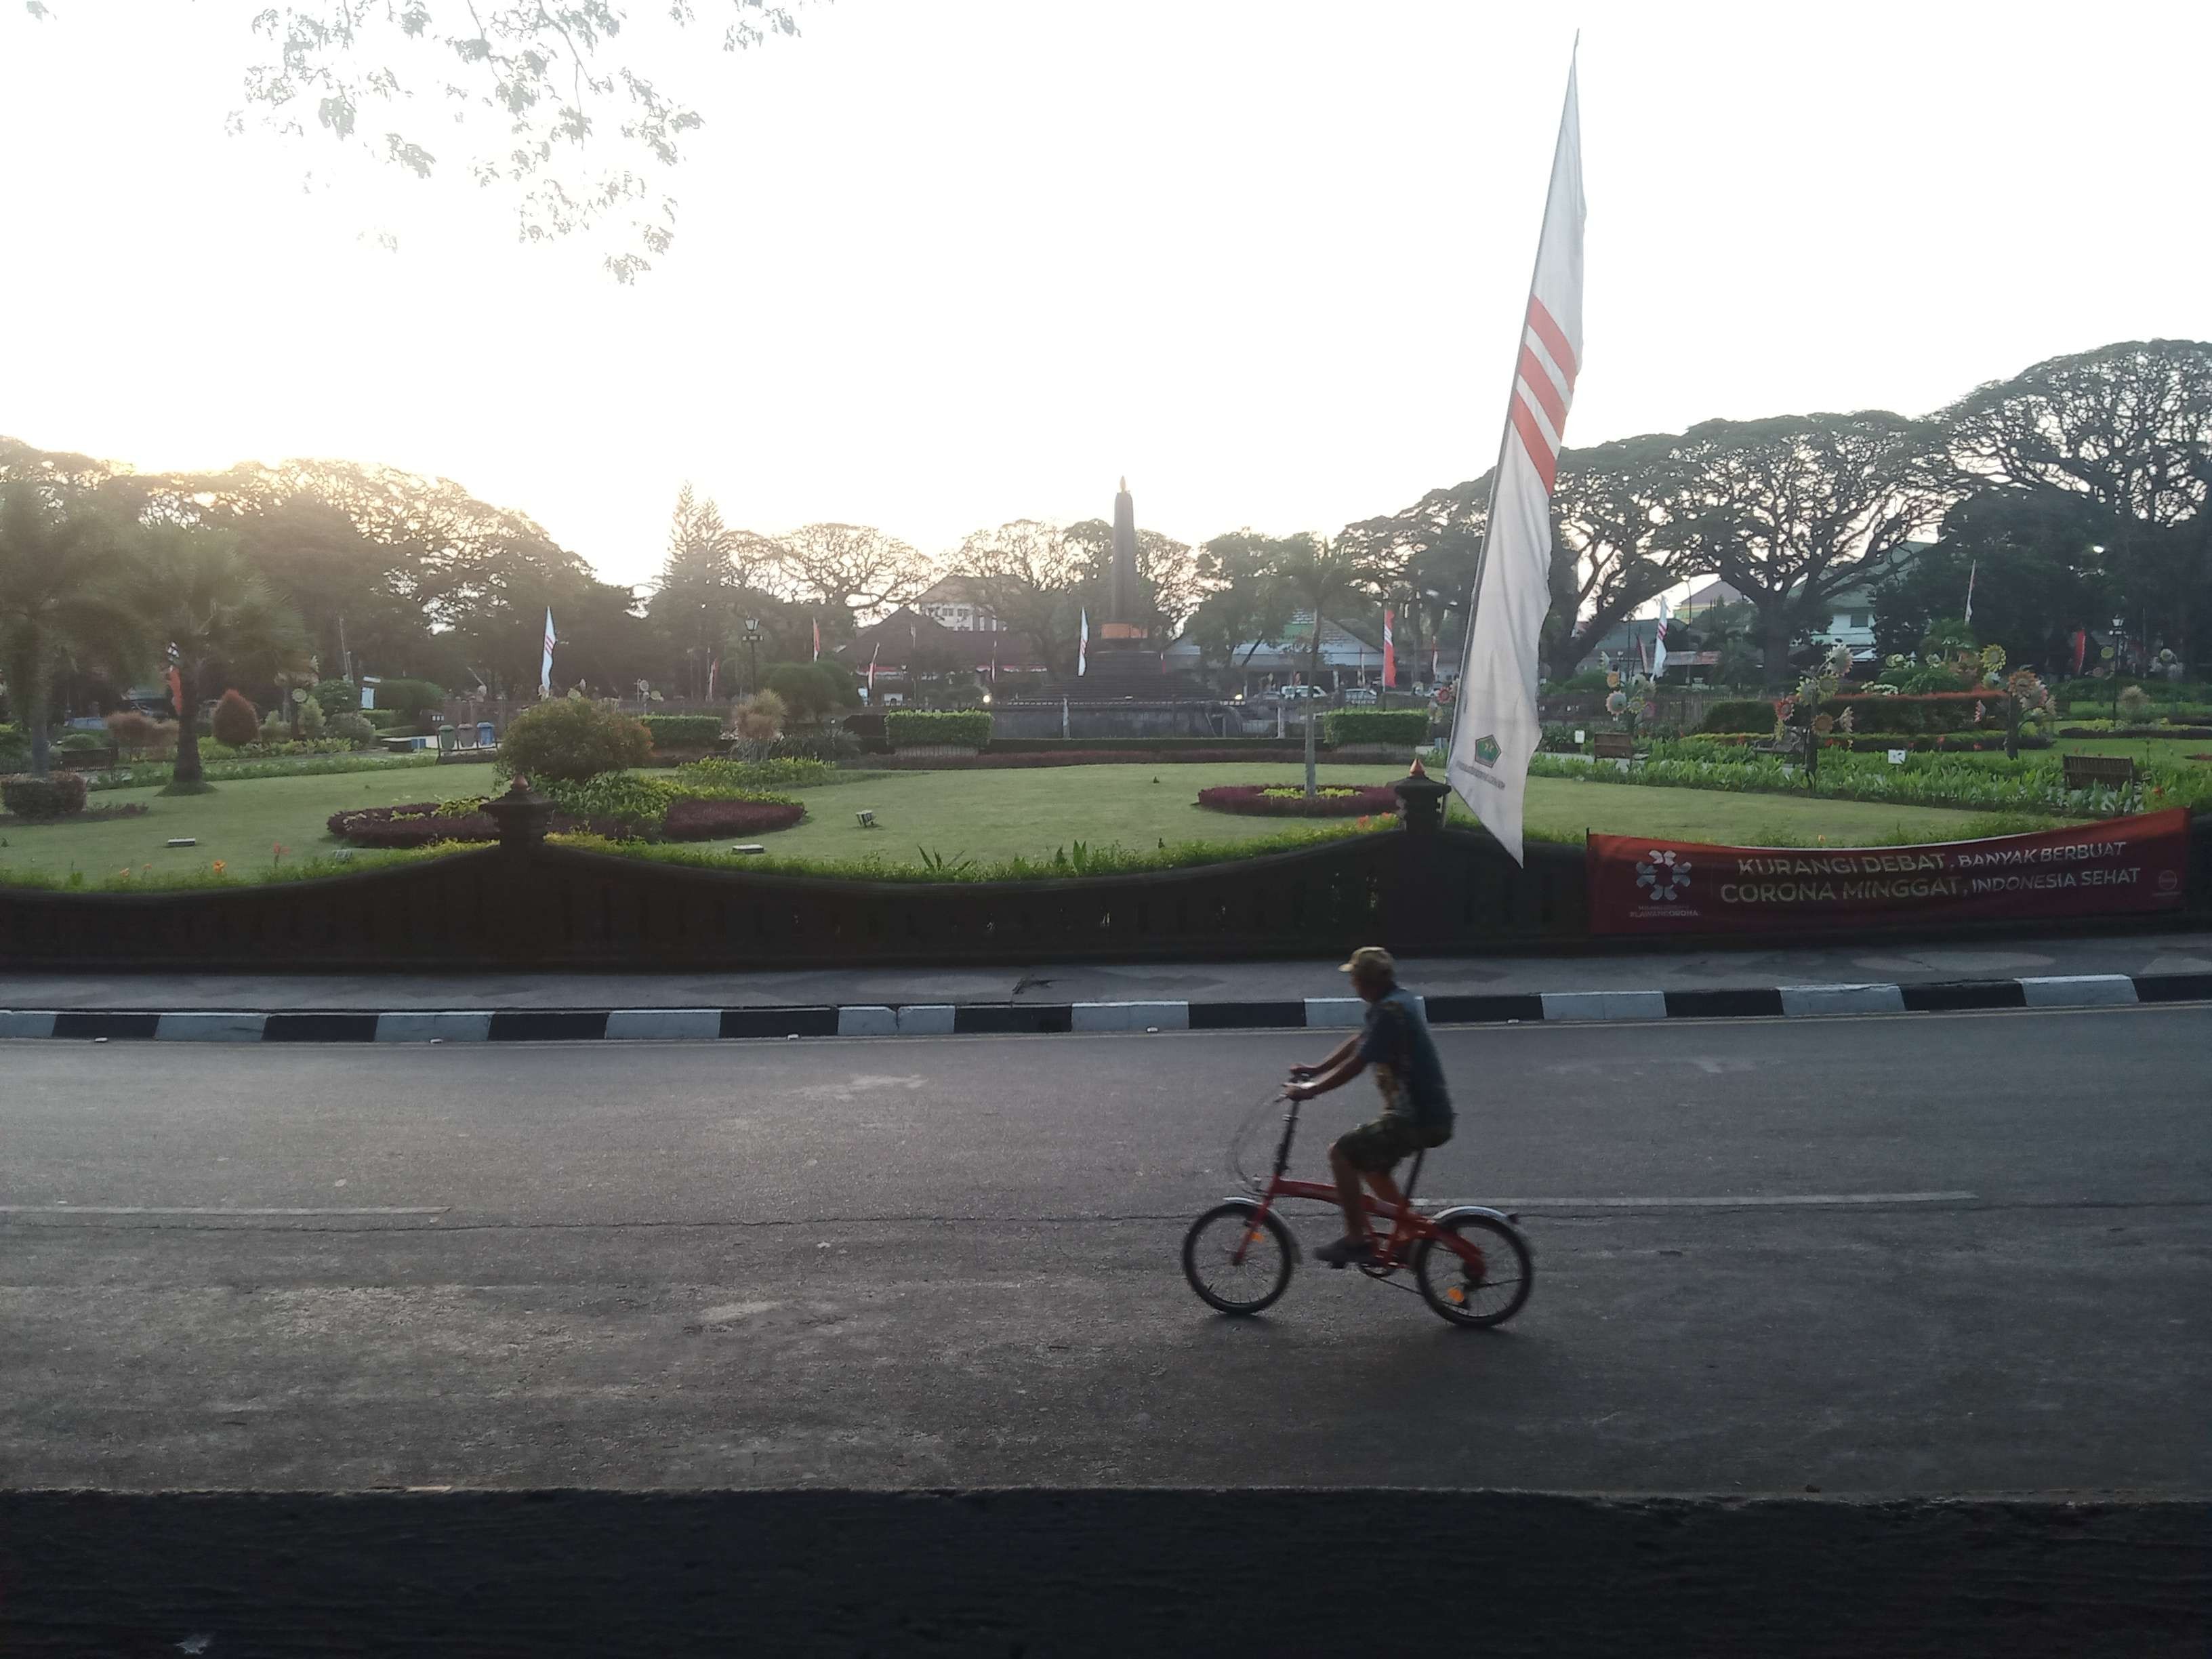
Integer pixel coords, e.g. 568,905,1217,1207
1080,477,1163,693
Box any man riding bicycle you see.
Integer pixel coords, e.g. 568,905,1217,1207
1285,946,1454,1267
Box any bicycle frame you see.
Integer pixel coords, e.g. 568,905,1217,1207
1233,1094,1484,1272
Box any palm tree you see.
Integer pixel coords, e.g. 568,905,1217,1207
1271,535,1386,796
133,525,311,792
0,483,148,777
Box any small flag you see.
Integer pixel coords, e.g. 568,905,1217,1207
1383,608,1397,689
1653,596,1671,680
705,655,718,701
165,642,183,720
1078,607,1088,676
813,618,821,662
2071,628,2087,675
1963,560,1977,626
540,607,556,697
867,641,880,696
1637,630,1650,676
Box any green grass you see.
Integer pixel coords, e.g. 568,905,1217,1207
0,758,2083,888
0,762,504,882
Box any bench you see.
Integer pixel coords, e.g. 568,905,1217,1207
1592,731,1646,763
2062,752,2139,803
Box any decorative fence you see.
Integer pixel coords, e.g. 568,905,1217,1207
1,785,2204,972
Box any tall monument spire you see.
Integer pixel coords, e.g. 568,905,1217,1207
1109,477,1137,626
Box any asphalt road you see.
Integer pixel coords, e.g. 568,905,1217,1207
3,1005,2206,1494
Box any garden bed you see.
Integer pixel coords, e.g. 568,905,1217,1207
0,803,150,830
1197,782,1402,818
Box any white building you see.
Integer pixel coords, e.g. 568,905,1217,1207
913,575,1004,634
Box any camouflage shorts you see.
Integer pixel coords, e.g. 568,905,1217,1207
1334,1115,1452,1174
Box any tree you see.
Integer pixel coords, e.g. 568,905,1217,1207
1545,436,1681,678
1945,339,2212,666
763,661,841,722
0,483,147,777
1270,535,1385,796
133,525,311,792
769,523,930,625
648,483,750,700
1654,413,1955,687
951,520,1086,672
26,1,815,283
1183,531,1296,687
1872,488,2113,669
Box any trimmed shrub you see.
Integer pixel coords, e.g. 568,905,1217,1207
1197,782,1401,817
886,710,991,750
258,712,292,745
764,662,846,722
538,772,680,826
678,758,838,792
56,730,108,754
1321,709,1433,747
733,690,787,743
1699,699,1781,734
362,708,409,731
0,726,29,771
662,796,806,840
640,714,725,752
211,690,262,748
985,737,1307,756
726,728,863,764
311,678,359,715
298,696,327,737
873,748,1340,770
106,712,180,758
325,712,377,748
3,772,91,818
497,698,652,783
369,678,446,720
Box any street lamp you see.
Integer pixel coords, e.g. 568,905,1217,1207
2110,613,2127,724
743,617,762,696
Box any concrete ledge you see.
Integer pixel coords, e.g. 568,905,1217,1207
372,1010,493,1043
0,1489,2200,1658
1540,989,1669,1021
895,1004,956,1036
1780,983,1909,1017
605,1008,724,1042
834,1004,899,1037
1072,1000,1189,1031
153,1012,270,1042
2020,973,2141,1008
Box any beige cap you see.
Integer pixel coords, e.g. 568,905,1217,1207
1337,945,1396,979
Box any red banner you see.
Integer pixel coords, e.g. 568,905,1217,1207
1589,809,2192,936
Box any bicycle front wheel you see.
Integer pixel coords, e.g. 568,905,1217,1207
1182,1202,1295,1315
1414,1213,1532,1328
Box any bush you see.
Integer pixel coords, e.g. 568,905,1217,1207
259,712,292,745
678,757,838,792
1549,669,1615,693
57,730,108,753
327,802,501,848
211,690,262,748
1699,699,1781,734
639,714,725,752
2,772,91,818
311,678,359,715
537,772,680,826
662,796,806,840
726,728,864,764
1197,781,1401,818
764,661,846,722
298,695,327,737
1321,709,1433,747
733,690,787,743
327,712,377,748
362,708,409,731
0,725,28,771
369,678,446,720
886,710,991,750
105,711,179,758
497,697,652,783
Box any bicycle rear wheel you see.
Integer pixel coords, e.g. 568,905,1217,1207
1414,1213,1532,1328
1181,1202,1295,1315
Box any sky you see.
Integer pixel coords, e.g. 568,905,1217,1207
2,1,2207,594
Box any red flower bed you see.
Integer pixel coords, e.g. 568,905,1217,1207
662,798,806,840
326,804,502,848
1197,783,1401,818
876,749,1319,770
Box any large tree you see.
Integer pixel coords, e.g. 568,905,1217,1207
1654,413,1956,687
1183,531,1296,687
768,523,929,626
132,525,311,792
1944,339,2212,664
24,1,813,282
1269,535,1385,796
0,483,147,777
951,520,1084,673
647,483,755,699
1872,487,2114,668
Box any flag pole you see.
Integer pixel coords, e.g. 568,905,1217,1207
1456,35,1582,680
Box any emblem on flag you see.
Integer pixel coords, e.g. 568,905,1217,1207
1473,733,1502,767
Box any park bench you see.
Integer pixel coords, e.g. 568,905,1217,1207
1592,731,1646,764
2062,752,2139,806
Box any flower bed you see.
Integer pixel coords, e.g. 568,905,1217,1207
874,749,1331,770
1197,782,1401,818
661,797,806,839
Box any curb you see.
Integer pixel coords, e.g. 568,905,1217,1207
3,972,2208,1043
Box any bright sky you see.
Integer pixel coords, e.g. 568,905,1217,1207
2,1,2207,593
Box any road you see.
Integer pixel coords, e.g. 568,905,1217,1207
3,1004,2207,1494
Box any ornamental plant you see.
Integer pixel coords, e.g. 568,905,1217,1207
209,689,262,749
496,696,653,783
1771,643,1857,786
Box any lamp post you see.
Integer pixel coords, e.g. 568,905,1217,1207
2110,613,2127,724
743,617,762,697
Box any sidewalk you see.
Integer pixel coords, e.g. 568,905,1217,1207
3,929,2208,1022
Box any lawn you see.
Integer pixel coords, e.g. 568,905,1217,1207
0,758,2079,885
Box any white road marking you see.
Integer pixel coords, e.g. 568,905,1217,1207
1425,1191,1975,1210
0,1204,449,1216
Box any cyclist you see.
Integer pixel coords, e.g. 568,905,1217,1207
1285,945,1454,1267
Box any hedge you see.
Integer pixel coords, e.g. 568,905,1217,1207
872,749,1350,770
1702,693,1996,737
640,714,725,750
2,772,91,819
662,797,806,840
1698,700,1780,734
886,710,991,749
362,709,410,731
1320,709,1433,747
985,737,1307,755
1197,782,1402,817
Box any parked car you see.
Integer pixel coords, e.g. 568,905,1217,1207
1339,687,1378,706
1272,684,1326,700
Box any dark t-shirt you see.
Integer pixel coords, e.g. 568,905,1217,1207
1357,987,1453,1133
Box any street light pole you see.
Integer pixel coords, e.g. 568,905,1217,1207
744,617,762,697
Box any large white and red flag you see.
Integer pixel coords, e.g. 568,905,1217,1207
540,607,557,697
1448,49,1584,864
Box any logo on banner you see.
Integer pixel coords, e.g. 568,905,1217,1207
1635,848,1692,902
1472,733,1502,767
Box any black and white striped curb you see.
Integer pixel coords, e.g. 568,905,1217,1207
2,972,2207,1043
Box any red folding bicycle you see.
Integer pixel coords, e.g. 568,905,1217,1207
1181,1090,1534,1327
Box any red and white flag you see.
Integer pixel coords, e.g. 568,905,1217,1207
1653,595,1671,680
1078,607,1088,677
1383,608,1397,689
540,607,557,697
1963,560,1977,626
1448,47,1584,864
705,655,719,701
866,641,880,697
812,618,821,661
